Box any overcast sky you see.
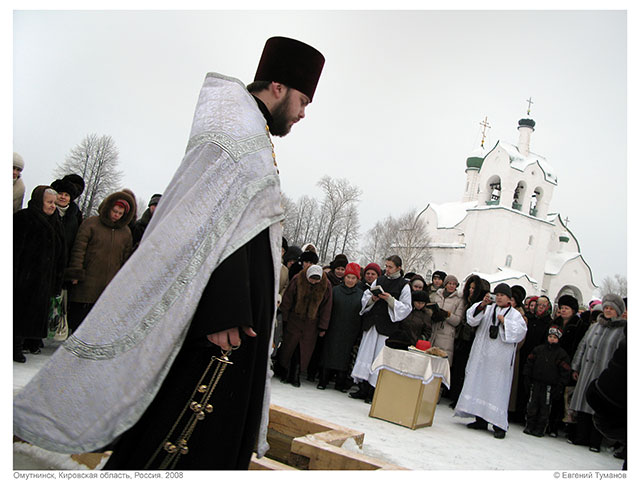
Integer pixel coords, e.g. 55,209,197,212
12,8,629,288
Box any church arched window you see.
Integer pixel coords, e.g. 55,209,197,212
529,187,543,216
512,181,526,211
528,235,534,246
486,175,501,205
505,255,513,267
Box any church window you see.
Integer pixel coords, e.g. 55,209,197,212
505,255,513,267
528,235,534,246
486,176,501,205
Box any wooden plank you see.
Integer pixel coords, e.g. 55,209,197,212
290,435,407,470
249,453,298,470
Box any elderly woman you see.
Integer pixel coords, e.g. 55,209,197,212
13,186,66,362
430,274,465,367
568,293,626,452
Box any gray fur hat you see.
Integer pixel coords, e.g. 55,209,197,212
602,293,625,317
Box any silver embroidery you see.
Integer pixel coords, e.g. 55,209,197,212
186,131,271,162
63,174,282,360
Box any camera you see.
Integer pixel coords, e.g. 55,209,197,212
489,324,499,339
489,294,496,302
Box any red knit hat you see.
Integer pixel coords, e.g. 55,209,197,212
114,199,130,214
344,262,361,280
364,262,382,277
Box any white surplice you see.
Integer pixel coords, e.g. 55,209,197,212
454,301,527,431
350,279,412,387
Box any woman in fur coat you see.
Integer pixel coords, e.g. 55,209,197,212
568,293,626,452
13,186,66,362
51,177,82,265
65,190,135,332
430,274,465,366
278,265,333,387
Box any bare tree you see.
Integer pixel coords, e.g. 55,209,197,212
599,274,627,297
53,133,124,217
360,209,432,274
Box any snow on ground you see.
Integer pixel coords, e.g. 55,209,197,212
13,341,624,472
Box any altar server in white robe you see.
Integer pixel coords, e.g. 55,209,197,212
349,255,412,402
454,282,527,439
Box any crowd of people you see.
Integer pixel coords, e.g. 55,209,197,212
273,242,627,464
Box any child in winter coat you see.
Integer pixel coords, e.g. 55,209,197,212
523,326,571,437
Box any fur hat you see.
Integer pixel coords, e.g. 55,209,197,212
306,264,323,280
558,294,579,313
411,289,430,303
602,293,625,317
548,326,563,339
432,270,447,281
283,245,302,264
511,285,526,306
344,262,361,280
300,250,319,264
444,274,459,286
364,262,382,277
50,178,77,197
62,174,85,200
330,254,348,270
493,283,512,297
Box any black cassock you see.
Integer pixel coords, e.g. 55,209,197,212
104,228,274,470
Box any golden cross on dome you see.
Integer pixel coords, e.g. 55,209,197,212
479,116,491,148
526,97,534,116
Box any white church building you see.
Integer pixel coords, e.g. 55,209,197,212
419,116,597,307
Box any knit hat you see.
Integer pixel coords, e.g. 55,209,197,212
558,294,579,313
254,37,325,102
432,270,447,281
306,264,323,280
411,290,430,303
148,194,162,207
548,326,563,339
364,263,382,277
50,178,77,197
113,199,130,214
344,262,361,280
300,250,319,264
283,245,302,264
13,152,24,170
589,299,602,309
444,274,459,286
493,283,512,297
602,293,625,317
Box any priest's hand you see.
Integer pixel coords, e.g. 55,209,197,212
207,326,257,350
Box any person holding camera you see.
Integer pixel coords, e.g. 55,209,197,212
454,283,527,439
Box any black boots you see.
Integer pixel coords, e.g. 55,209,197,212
466,417,488,430
349,382,374,403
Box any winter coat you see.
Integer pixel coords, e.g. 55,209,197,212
13,177,25,213
430,288,465,365
321,283,363,371
279,269,333,371
570,313,626,415
552,314,586,362
400,307,434,346
520,312,552,363
55,201,82,265
65,191,135,304
13,188,66,338
523,342,571,388
326,269,343,287
131,208,152,247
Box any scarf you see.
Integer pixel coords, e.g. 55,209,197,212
56,204,69,217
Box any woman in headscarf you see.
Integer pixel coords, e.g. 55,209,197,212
13,186,66,362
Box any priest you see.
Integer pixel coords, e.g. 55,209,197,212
454,283,527,439
13,36,325,470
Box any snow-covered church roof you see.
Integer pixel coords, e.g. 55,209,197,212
426,201,477,228
468,267,538,286
499,141,558,185
544,251,582,275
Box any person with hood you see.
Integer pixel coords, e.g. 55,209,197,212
568,293,626,452
427,270,447,302
278,264,333,387
454,283,527,439
50,177,82,264
132,193,162,248
65,190,135,332
326,253,348,287
449,275,490,408
13,152,26,213
430,274,465,367
409,274,428,292
522,326,571,437
349,255,412,404
318,262,364,391
13,186,66,362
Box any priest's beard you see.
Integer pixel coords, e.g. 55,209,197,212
269,91,294,137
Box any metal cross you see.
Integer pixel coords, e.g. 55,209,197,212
479,116,491,147
564,216,570,226
526,97,534,116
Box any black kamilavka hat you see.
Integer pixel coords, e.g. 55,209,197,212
254,36,325,101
